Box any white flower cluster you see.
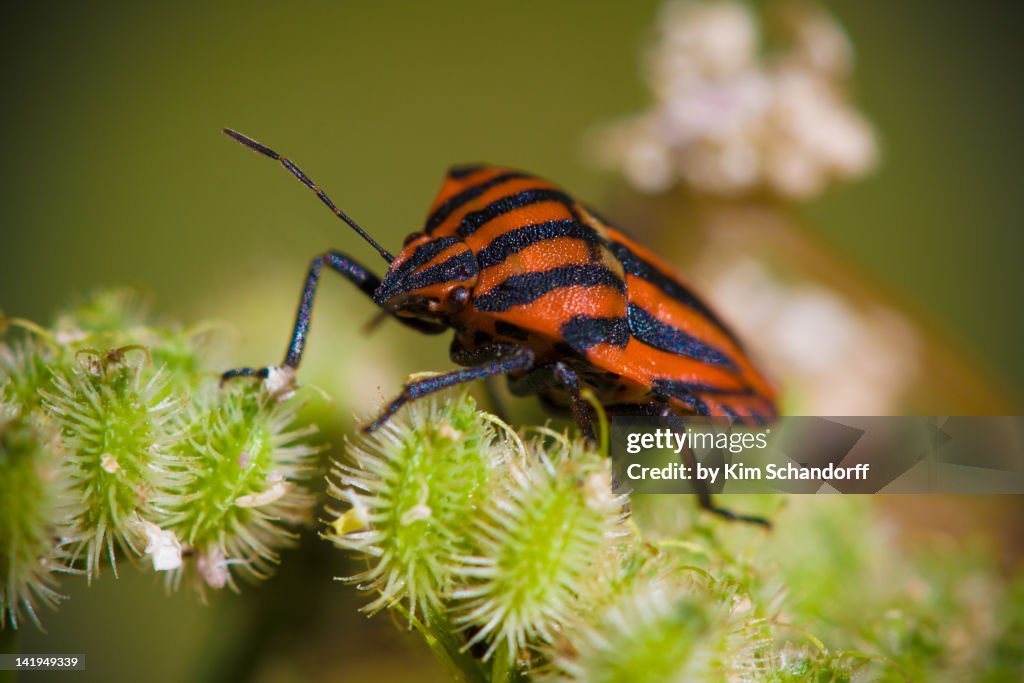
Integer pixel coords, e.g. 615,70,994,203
703,257,919,414
596,0,877,198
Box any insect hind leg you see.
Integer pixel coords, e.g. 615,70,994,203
676,444,771,528
607,401,772,529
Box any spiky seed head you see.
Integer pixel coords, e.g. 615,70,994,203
52,289,222,398
545,576,773,683
52,288,152,346
164,382,320,594
766,647,855,682
0,403,75,630
40,347,183,579
0,339,57,412
452,433,629,660
326,394,515,622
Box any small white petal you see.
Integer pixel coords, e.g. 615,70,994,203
197,548,230,589
138,520,182,572
235,481,290,508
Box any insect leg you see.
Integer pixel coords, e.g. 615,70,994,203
676,445,771,528
506,362,597,442
552,364,597,443
364,346,535,433
608,401,771,528
222,250,446,383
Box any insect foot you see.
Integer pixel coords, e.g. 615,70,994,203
220,365,298,403
263,366,298,402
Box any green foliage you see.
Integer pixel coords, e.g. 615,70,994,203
43,349,182,578
2,291,1022,683
0,290,321,629
0,405,72,629
327,396,512,621
328,396,1024,682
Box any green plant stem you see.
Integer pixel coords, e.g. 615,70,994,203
395,606,488,683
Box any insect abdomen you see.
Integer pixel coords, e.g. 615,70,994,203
428,165,777,420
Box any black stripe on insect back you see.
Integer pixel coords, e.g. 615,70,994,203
474,264,625,312
610,240,743,347
652,379,774,421
654,380,752,397
448,164,486,179
475,220,599,269
627,304,736,369
403,250,478,290
405,236,462,270
375,236,463,301
374,243,476,303
561,315,630,352
425,172,531,233
457,188,576,236
651,379,713,416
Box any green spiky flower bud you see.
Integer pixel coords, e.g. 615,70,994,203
0,339,57,411
41,347,182,578
326,394,514,621
0,403,73,629
165,383,320,593
546,576,768,683
453,433,628,660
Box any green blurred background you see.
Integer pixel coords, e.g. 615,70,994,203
2,1,1023,395
1,1,1023,681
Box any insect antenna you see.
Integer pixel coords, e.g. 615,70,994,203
223,128,394,263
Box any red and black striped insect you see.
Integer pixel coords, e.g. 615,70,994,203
221,129,778,523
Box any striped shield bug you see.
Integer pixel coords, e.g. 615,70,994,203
221,129,778,524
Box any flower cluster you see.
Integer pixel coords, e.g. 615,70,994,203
698,256,920,414
546,577,768,682
595,0,877,198
0,290,321,628
325,394,905,680
327,398,629,666
325,393,1024,681
0,402,74,629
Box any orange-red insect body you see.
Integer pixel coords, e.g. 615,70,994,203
392,166,777,424
221,130,777,522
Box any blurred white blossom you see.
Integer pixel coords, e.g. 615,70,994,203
702,257,919,414
595,0,877,198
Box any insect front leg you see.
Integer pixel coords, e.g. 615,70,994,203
364,345,534,433
222,250,447,390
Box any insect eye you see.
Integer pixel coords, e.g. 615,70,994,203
403,231,424,246
447,286,469,309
